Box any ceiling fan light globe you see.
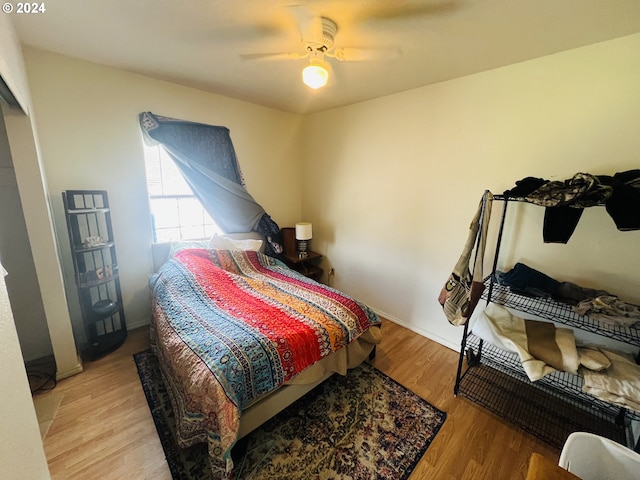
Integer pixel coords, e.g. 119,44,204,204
302,64,329,89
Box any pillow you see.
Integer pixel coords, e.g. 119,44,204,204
209,233,263,252
168,239,210,257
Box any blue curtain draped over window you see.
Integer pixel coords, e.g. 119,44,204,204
139,112,283,257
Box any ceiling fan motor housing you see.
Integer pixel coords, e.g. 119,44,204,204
305,17,337,52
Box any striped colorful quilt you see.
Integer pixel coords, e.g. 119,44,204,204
150,248,380,473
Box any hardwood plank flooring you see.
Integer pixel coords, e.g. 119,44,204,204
39,320,558,479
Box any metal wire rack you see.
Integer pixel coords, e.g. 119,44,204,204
483,279,640,346
465,333,640,420
454,194,640,452
457,336,630,449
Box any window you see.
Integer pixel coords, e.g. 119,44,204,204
143,143,219,243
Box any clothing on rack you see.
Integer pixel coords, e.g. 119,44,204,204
581,348,640,413
439,190,493,326
472,305,615,382
527,172,612,244
503,177,548,198
575,344,611,372
495,262,610,306
574,296,640,328
503,170,640,243
472,303,580,381
542,206,584,243
600,169,640,231
524,173,613,208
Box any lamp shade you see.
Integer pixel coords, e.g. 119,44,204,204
302,63,329,89
295,222,313,240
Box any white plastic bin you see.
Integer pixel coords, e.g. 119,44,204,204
558,432,640,480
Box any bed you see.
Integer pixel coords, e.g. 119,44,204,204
149,239,382,477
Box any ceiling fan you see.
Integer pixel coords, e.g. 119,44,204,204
240,12,402,90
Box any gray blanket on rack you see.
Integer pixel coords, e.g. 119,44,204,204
472,304,582,381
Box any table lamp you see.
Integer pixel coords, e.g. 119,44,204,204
295,222,313,257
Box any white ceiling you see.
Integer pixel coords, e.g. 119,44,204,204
11,0,640,114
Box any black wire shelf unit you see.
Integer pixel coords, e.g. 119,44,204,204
454,194,640,452
62,190,127,360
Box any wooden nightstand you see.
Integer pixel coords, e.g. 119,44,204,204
282,251,323,282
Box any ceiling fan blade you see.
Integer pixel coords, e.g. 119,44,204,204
360,0,460,22
184,24,283,44
240,52,309,61
307,15,326,44
285,4,322,41
286,4,325,43
329,46,402,62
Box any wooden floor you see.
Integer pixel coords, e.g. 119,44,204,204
38,320,558,479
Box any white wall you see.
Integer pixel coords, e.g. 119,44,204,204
23,48,304,342
301,33,640,350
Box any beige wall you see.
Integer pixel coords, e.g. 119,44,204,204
23,48,304,341
300,33,640,350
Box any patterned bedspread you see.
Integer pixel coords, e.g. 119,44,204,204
150,248,380,474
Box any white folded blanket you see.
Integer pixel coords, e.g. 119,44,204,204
582,349,640,413
472,304,639,410
472,303,580,381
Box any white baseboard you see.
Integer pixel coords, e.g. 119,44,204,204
370,307,460,352
127,318,151,331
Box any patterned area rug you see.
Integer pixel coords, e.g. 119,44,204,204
134,349,446,479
